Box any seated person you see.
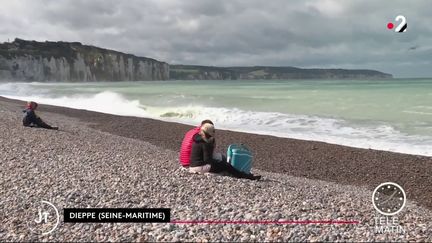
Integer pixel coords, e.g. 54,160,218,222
189,123,261,180
179,119,214,168
22,101,58,130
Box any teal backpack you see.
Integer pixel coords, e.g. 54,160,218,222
227,144,253,174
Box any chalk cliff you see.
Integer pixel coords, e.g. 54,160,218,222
0,38,169,82
0,39,393,82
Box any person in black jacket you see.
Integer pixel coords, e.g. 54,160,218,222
189,123,261,180
22,101,58,130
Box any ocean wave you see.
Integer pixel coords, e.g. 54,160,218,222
403,110,432,116
147,105,432,156
413,105,432,109
3,91,149,117
2,87,431,156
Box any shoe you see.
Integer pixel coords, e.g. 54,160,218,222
245,173,261,180
251,175,262,180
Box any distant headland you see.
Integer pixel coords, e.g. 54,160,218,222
0,38,392,82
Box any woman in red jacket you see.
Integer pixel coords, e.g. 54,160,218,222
179,119,214,167
189,123,261,180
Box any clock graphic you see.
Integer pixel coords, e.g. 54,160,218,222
372,182,406,216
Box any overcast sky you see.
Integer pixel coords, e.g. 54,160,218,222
0,0,431,77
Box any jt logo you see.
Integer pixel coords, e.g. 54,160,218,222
35,208,50,224
27,200,60,235
387,15,407,32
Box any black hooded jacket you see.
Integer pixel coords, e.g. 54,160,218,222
22,108,54,129
189,133,216,167
22,108,39,126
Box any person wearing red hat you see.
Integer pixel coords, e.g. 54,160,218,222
22,101,58,130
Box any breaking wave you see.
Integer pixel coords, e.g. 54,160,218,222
1,83,431,157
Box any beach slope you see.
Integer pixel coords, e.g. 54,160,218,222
0,97,431,241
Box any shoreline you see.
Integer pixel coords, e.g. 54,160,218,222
2,94,430,158
1,96,431,210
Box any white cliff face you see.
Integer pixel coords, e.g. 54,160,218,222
127,58,134,80
72,54,92,81
0,41,170,82
0,55,72,81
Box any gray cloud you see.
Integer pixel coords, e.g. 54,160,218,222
0,0,431,77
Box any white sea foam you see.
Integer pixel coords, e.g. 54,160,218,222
1,83,431,157
4,91,149,117
403,110,432,116
151,105,432,156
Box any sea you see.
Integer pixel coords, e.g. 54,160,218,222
1,79,431,156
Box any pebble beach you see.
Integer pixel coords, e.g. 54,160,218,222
1,97,431,242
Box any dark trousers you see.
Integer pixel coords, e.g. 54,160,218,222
209,160,251,179
24,118,54,129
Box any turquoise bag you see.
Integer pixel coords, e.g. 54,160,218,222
227,144,253,174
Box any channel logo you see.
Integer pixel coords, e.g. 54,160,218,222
26,200,59,235
372,182,407,234
387,15,407,32
372,182,406,216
